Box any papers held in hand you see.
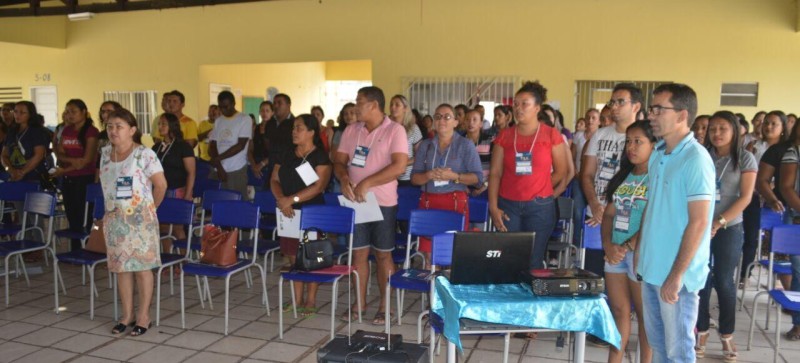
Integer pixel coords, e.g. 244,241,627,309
337,191,384,224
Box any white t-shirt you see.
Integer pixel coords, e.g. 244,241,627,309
210,112,253,172
584,125,626,204
573,131,587,171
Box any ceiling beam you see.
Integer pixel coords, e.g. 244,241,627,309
796,0,800,32
0,0,271,17
29,0,39,16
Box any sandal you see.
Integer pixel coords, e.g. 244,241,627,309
339,309,366,322
111,321,135,335
130,322,152,337
283,302,302,313
372,311,394,326
301,306,318,318
695,330,709,358
720,334,738,363
785,326,800,341
513,332,538,340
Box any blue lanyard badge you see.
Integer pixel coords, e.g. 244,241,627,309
614,201,632,233
116,176,133,199
515,152,532,175
715,181,721,203
351,146,369,168
599,155,620,181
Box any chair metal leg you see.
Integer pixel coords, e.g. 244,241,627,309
5,255,10,306
196,275,205,308
112,273,118,321
331,279,338,340
279,275,284,339
180,271,185,329
748,291,769,350
88,266,96,320
255,265,269,313
156,267,163,326
224,275,231,335
386,283,392,334
417,311,429,344
204,276,214,310
774,303,780,363
17,255,30,287
352,271,362,323
395,287,401,327
53,262,60,314
290,280,298,318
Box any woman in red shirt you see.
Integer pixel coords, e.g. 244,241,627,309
53,99,100,252
488,81,568,269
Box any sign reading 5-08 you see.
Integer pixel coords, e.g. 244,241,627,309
35,73,52,82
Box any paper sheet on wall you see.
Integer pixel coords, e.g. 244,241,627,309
276,208,302,239
338,192,384,224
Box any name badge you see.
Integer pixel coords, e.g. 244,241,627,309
296,161,319,186
614,201,632,233
351,146,369,168
715,181,721,203
475,144,490,154
116,176,133,200
17,140,26,156
599,158,619,181
433,180,450,188
515,152,532,175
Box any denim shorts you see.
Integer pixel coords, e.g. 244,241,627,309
352,206,397,251
604,249,637,281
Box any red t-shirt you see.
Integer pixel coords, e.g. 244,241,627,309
493,124,563,201
60,124,100,177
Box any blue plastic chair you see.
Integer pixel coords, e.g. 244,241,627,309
249,191,281,272
547,197,576,268
278,205,358,340
739,208,785,311
747,225,800,363
53,196,107,320
179,200,266,335
323,192,342,206
53,183,103,248
388,209,464,327
468,197,490,231
1,192,57,305
195,158,213,181
155,198,195,326
0,182,40,238
247,166,267,187
177,189,241,256
192,177,221,200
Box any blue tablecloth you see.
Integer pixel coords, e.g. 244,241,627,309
431,276,621,351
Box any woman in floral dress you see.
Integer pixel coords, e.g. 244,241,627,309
99,108,167,336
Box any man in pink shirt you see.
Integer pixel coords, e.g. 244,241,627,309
334,86,409,325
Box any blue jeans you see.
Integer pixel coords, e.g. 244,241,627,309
498,196,556,269
791,254,800,326
642,282,699,363
571,179,587,245
697,223,743,334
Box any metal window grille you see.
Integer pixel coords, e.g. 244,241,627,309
574,80,671,122
403,76,519,116
0,87,23,103
103,90,158,134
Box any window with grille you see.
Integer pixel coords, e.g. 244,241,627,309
720,83,758,107
403,76,519,116
574,80,671,124
103,90,158,135
0,87,23,103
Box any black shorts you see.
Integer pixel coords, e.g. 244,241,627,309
352,206,397,251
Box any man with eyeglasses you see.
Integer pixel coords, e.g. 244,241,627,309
579,82,642,346
638,83,714,363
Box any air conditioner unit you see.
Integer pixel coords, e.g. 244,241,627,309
67,12,95,21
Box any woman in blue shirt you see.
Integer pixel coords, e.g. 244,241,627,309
601,120,656,363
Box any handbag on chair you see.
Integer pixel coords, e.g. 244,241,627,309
294,228,333,271
200,224,239,267
85,221,107,254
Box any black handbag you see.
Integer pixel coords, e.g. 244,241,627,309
294,227,334,271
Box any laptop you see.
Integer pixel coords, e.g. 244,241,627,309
447,232,534,285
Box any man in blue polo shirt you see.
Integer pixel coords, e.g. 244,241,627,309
637,83,714,363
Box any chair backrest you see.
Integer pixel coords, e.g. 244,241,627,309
92,196,105,220
157,198,196,226
323,192,341,206
431,232,455,268
194,178,221,199
556,197,574,221
212,200,260,230
300,205,356,235
195,158,213,179
771,225,800,256
760,208,784,231
253,191,278,214
582,223,602,251
0,181,39,202
202,189,241,210
23,191,57,217
468,198,489,224
408,209,465,237
247,167,266,187
396,186,422,222
85,183,103,203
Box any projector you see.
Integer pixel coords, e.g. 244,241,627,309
521,268,605,296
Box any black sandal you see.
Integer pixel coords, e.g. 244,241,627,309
111,321,135,334
130,322,152,337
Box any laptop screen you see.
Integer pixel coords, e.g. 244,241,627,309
448,232,534,285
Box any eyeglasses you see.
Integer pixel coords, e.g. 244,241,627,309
647,105,682,115
607,99,631,108
433,114,454,121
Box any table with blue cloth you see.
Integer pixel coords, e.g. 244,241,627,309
431,276,620,362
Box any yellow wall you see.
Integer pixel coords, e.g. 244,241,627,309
0,0,799,128
326,60,372,81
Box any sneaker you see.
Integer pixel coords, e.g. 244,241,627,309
587,334,610,347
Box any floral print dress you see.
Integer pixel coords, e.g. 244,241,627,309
99,145,164,272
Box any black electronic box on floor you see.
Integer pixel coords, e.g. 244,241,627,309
317,332,429,363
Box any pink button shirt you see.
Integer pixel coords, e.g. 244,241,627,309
338,117,409,206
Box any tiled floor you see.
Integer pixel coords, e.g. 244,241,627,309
0,254,798,363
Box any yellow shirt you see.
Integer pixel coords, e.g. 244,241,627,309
151,114,198,142
197,119,214,161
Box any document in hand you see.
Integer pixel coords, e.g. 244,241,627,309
338,192,384,224
276,208,302,239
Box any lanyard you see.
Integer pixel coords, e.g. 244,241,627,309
432,137,453,168
158,141,174,162
300,146,315,164
513,125,540,155
632,173,649,196
355,122,385,152
717,158,731,183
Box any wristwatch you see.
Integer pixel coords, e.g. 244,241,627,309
293,195,300,203
455,174,461,184
718,216,728,229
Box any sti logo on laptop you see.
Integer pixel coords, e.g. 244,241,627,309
486,250,502,258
